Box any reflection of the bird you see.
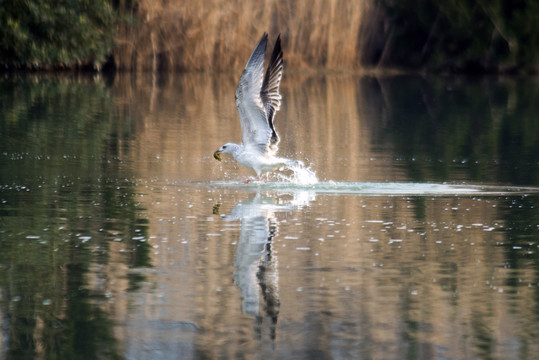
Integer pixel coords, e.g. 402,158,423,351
215,191,314,341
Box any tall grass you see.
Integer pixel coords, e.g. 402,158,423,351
113,0,375,72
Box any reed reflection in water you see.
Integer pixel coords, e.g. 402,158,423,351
115,71,538,185
0,73,538,359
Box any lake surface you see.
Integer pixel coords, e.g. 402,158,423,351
1,72,538,359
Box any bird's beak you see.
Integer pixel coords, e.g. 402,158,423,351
213,150,222,161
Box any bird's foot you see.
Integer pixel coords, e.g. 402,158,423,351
244,176,258,184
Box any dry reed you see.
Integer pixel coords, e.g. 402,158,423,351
113,0,377,72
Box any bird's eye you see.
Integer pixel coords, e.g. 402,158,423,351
223,145,227,149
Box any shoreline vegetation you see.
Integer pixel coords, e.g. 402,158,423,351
1,0,538,74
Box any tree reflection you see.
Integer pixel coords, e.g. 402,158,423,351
364,75,539,185
0,75,150,358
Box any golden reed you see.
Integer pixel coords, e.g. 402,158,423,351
113,0,379,72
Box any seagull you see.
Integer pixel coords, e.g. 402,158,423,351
213,33,300,181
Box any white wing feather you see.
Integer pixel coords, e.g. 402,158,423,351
235,33,273,151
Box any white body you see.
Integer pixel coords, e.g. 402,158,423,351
228,143,292,176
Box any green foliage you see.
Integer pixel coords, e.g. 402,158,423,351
378,0,539,72
0,0,117,69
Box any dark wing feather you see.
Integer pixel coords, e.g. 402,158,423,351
260,35,283,148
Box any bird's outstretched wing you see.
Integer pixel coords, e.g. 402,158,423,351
235,33,283,152
261,34,283,149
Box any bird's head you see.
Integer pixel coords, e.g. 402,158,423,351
213,143,237,161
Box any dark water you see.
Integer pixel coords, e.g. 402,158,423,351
0,73,538,359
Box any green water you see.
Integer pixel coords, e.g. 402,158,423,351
0,73,538,359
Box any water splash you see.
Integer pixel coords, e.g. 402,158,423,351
277,161,318,185
205,161,539,196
